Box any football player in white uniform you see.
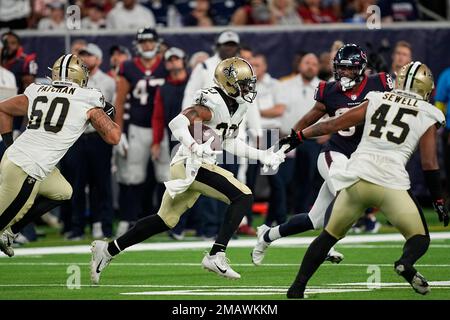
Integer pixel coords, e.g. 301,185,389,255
0,54,120,257
284,61,448,298
90,57,287,283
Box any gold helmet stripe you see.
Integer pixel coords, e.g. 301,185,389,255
60,54,73,81
405,61,421,91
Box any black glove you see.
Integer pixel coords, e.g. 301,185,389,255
278,129,304,153
104,101,116,120
432,198,449,227
1,131,14,148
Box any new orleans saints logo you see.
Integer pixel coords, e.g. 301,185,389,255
223,63,237,80
195,92,207,106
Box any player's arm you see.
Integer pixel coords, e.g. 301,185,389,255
87,108,121,145
0,95,29,147
168,105,212,149
302,101,368,138
293,101,327,131
114,76,130,131
420,124,449,226
279,101,367,153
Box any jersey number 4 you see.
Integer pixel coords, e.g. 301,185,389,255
27,96,69,133
369,104,418,144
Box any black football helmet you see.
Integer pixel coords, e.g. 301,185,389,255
333,43,368,91
134,27,160,59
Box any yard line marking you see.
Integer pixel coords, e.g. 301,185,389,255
120,288,372,296
1,262,450,268
3,232,449,258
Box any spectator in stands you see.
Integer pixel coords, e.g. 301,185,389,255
210,0,245,25
108,45,131,79
298,0,338,23
319,40,343,81
390,40,412,80
188,51,210,70
246,53,284,229
81,3,107,30
64,44,116,240
182,0,214,26
270,0,302,25
0,0,32,29
279,51,304,81
379,0,420,22
239,44,254,62
231,0,274,25
0,65,17,159
37,1,66,30
342,0,376,23
107,0,156,29
276,53,321,215
142,0,172,27
70,39,87,55
151,47,191,240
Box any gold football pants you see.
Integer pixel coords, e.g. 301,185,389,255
0,154,72,231
157,161,252,228
326,179,428,240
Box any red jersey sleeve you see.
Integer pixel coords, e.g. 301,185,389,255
152,87,165,145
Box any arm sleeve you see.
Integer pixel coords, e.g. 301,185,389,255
152,87,165,145
314,81,327,104
222,136,263,161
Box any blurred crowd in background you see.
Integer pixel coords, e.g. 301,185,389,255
0,0,447,31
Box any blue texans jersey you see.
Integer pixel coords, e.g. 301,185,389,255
315,72,393,157
119,56,167,128
2,49,38,94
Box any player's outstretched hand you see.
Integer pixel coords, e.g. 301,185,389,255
260,145,288,173
278,129,304,153
190,136,222,158
432,199,449,227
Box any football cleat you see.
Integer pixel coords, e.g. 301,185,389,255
395,263,430,295
0,229,16,257
92,222,104,239
325,247,344,264
251,224,271,266
287,283,306,299
202,252,241,279
90,240,113,285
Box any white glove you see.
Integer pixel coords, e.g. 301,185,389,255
190,136,222,158
116,133,129,157
260,145,289,173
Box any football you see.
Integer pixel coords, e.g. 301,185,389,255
188,123,222,151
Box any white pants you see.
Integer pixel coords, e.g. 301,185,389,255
307,150,349,229
115,124,170,185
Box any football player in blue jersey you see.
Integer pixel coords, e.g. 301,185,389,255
252,44,394,265
113,27,170,236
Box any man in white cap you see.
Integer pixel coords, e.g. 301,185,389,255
63,43,116,240
182,30,241,109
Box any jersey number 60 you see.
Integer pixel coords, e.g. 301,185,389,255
27,96,69,133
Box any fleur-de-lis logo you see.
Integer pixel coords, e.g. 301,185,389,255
195,92,207,105
223,63,236,79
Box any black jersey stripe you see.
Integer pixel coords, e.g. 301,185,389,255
0,176,37,230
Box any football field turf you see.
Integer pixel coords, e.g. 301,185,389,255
1,233,450,300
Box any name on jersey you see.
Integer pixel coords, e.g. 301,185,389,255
37,85,76,95
382,92,418,107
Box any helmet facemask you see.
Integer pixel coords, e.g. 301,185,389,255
334,63,365,91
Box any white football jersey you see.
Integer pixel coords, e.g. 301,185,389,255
171,87,248,165
7,83,105,180
330,89,445,191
